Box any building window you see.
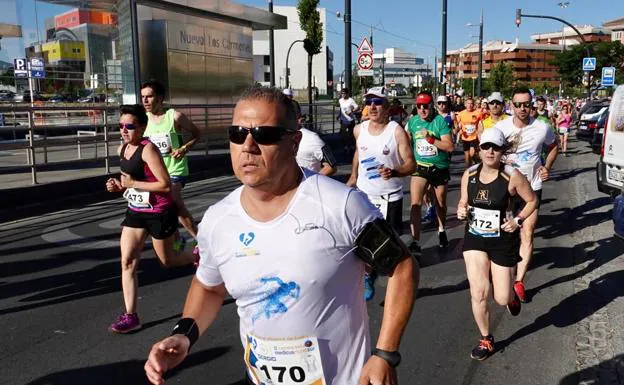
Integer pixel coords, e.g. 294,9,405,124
264,72,271,82
263,55,270,66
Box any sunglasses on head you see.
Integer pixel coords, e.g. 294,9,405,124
365,98,385,106
119,123,137,130
228,125,296,145
480,143,503,152
416,104,430,109
513,101,532,109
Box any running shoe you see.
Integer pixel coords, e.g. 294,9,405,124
422,206,436,224
507,293,522,316
192,243,200,268
173,235,186,255
408,241,422,257
364,274,375,301
438,230,449,248
110,313,141,334
513,281,528,303
470,335,494,361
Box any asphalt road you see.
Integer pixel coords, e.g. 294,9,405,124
0,138,620,385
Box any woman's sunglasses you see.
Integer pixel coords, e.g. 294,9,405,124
228,125,296,145
365,98,385,106
119,123,137,130
480,143,503,152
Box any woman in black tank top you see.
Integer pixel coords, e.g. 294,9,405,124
456,127,538,361
104,105,198,334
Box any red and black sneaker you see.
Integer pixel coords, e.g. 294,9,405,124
513,281,528,303
507,293,522,316
470,335,494,361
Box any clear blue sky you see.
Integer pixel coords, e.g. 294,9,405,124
4,0,623,71
240,0,624,73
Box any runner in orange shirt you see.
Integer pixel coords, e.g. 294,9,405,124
456,98,483,168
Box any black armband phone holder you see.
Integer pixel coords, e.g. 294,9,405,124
171,318,199,351
354,218,410,275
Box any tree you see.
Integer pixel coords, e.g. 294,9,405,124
550,41,624,89
486,62,515,97
297,0,323,120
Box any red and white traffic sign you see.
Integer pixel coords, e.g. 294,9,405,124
357,53,373,70
358,37,373,54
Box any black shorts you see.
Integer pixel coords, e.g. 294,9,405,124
411,165,450,187
462,232,521,267
462,139,479,152
386,198,404,235
510,189,543,215
121,205,178,239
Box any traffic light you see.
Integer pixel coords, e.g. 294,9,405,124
515,9,522,27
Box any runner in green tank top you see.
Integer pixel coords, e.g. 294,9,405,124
141,80,201,240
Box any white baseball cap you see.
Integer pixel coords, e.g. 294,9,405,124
436,95,449,103
487,92,504,103
365,86,388,99
480,127,506,147
282,88,293,97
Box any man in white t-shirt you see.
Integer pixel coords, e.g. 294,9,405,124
338,88,359,154
144,86,418,385
494,86,558,304
296,127,337,175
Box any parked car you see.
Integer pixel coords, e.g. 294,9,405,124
577,103,609,142
78,93,106,103
47,94,67,103
13,90,44,103
596,85,624,197
615,194,624,239
0,90,15,102
591,107,610,154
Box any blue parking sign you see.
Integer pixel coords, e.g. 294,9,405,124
582,57,596,71
601,67,616,87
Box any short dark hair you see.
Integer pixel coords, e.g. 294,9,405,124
512,86,532,101
238,85,298,129
120,104,148,127
140,80,166,98
536,96,546,103
341,88,349,94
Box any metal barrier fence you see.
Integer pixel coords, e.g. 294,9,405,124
0,98,415,186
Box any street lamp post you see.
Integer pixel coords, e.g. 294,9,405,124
268,0,275,87
515,8,592,98
285,39,304,89
441,0,448,95
344,0,352,92
467,9,484,98
557,2,570,98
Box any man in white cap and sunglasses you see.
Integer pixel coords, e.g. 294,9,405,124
145,85,418,385
478,92,509,136
347,86,415,301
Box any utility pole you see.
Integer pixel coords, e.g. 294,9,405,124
268,0,275,87
441,0,448,95
476,9,483,97
344,0,352,92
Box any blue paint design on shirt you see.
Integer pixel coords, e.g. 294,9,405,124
251,276,301,324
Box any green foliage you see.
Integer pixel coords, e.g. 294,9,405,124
549,41,624,88
0,68,15,86
297,0,323,56
486,62,515,97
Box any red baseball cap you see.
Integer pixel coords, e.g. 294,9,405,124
416,93,433,105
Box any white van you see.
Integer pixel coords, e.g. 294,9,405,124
597,85,624,196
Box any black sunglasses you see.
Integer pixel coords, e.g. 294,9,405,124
119,123,137,130
416,104,431,109
513,101,532,109
228,125,296,145
365,98,385,106
488,101,503,106
480,143,503,152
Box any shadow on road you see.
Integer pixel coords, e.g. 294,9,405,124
558,353,624,385
534,196,612,240
497,251,624,352
24,346,231,385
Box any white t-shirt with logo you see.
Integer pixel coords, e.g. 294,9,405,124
495,117,556,191
339,97,358,122
196,170,382,385
296,128,326,173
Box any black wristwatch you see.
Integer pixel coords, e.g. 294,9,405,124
514,216,524,228
372,348,402,368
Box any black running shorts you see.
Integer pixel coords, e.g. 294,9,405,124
411,165,451,187
462,139,479,152
510,189,543,215
121,205,178,239
462,232,521,267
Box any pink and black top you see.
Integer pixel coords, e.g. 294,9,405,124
120,138,173,213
